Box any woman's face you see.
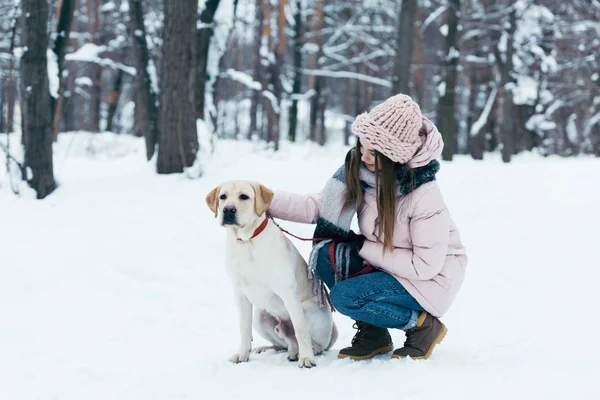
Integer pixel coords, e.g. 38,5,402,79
359,140,377,172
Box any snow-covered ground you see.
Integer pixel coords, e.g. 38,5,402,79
1,132,600,399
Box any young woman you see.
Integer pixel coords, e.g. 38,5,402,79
268,94,467,361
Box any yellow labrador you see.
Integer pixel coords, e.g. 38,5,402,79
206,180,337,368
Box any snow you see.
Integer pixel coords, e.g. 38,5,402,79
440,24,448,37
302,42,320,54
438,81,446,97
511,75,538,105
2,132,600,399
526,114,556,134
100,1,117,12
205,0,235,124
75,76,93,87
470,79,499,137
566,114,579,144
119,0,129,12
66,43,107,62
447,46,460,61
262,90,281,114
47,49,60,98
147,59,159,95
66,44,136,76
223,68,262,90
421,5,446,36
14,46,26,59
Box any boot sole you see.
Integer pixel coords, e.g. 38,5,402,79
337,344,394,361
392,324,448,360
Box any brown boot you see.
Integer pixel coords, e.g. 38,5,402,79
337,321,394,361
392,312,447,360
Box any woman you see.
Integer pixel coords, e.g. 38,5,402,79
268,94,467,361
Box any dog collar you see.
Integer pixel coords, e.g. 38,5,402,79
237,215,269,242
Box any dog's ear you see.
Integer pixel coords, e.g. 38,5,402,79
205,186,221,217
252,183,274,217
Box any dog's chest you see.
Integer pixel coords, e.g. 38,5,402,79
239,279,288,316
226,244,292,317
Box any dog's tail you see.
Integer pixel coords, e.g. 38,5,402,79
326,322,339,351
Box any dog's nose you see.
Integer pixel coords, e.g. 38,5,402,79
223,205,237,214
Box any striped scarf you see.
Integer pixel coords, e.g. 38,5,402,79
307,150,440,309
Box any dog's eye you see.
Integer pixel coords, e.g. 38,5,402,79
239,194,249,200
219,194,227,200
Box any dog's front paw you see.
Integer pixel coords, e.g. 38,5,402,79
229,351,251,364
298,356,317,368
287,350,299,362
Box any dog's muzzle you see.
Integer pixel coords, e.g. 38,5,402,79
222,205,237,225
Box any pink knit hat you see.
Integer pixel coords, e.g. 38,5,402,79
351,93,424,165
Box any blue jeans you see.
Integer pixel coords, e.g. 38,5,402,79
315,243,424,330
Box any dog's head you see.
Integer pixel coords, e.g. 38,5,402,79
205,180,274,228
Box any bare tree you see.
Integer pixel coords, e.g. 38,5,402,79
86,0,102,132
129,0,159,159
495,7,517,163
287,0,303,142
308,0,325,145
157,0,198,173
20,0,56,198
195,0,222,121
438,0,461,160
50,0,76,139
249,0,264,140
392,0,418,95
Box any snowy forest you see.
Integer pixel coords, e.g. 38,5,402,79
1,0,599,199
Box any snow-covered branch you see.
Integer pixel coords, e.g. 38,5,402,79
470,78,500,137
221,68,262,90
262,90,280,114
301,68,391,87
583,110,600,139
324,50,388,71
421,6,447,36
65,43,136,75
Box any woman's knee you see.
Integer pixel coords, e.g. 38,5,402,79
329,280,357,314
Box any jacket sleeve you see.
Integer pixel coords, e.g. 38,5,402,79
358,185,450,280
268,190,322,224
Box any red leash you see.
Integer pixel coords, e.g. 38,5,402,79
266,211,375,279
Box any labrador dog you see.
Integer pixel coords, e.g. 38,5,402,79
206,180,338,368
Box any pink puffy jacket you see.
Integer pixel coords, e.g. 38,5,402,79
269,122,467,317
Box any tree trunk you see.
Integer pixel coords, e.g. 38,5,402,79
261,0,274,143
50,0,76,138
310,76,325,145
498,8,517,163
266,0,287,150
157,0,198,174
287,0,302,142
87,0,102,132
0,87,4,133
129,0,159,159
392,0,418,95
3,75,17,135
105,67,124,132
438,0,461,161
249,0,264,140
307,0,324,143
20,0,56,199
343,76,354,146
62,73,77,132
467,80,487,160
195,0,222,120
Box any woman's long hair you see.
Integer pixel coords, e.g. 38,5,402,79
344,141,414,253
